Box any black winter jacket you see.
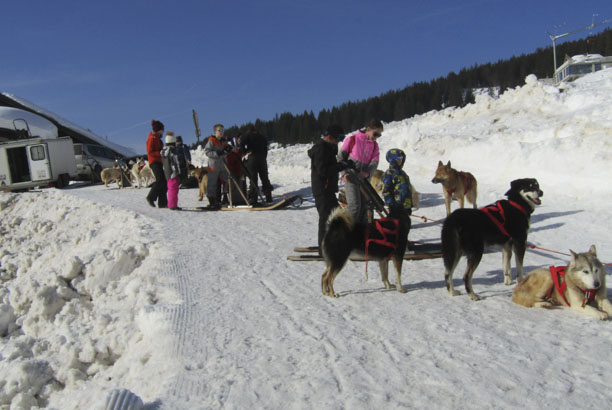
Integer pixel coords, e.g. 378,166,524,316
308,139,344,197
240,132,268,156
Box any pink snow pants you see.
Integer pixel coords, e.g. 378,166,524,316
167,177,179,208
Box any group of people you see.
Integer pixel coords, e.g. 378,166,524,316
203,123,273,208
308,119,413,253
146,120,272,210
146,116,411,250
146,120,192,210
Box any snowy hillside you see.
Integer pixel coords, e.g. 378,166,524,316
1,70,612,409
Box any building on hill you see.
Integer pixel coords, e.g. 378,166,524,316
554,54,612,83
0,93,136,158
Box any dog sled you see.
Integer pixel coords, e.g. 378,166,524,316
182,158,303,211
287,168,442,261
287,242,442,261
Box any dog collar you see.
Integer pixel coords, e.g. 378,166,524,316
548,266,598,308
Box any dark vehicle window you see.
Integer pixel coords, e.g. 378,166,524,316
30,146,46,161
103,148,116,159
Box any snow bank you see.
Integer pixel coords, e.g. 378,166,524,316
0,192,177,408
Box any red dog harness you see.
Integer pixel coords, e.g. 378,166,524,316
480,200,527,237
546,266,598,308
364,218,399,273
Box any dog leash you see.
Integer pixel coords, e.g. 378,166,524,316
410,213,445,224
527,243,612,267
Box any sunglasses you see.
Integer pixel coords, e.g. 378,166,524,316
215,128,224,133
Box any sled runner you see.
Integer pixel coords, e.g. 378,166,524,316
221,195,302,211
179,195,302,212
287,252,442,262
293,242,442,254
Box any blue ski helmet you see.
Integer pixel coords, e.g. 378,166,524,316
385,148,406,168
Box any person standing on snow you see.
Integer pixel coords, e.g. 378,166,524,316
175,135,191,186
382,148,413,232
161,131,182,210
308,124,352,254
337,118,382,223
240,125,273,204
204,124,230,208
146,120,168,208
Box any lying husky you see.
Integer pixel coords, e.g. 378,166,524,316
194,166,211,201
432,160,477,216
441,178,543,300
320,207,410,297
370,169,420,208
513,246,612,320
100,166,124,188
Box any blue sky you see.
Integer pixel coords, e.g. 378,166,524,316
2,0,611,153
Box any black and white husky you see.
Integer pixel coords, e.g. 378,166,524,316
320,207,411,297
441,178,543,301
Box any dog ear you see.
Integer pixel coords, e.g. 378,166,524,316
589,245,597,257
437,160,443,166
505,179,518,196
446,161,451,168
569,249,578,263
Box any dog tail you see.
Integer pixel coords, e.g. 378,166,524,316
322,207,354,263
441,218,461,271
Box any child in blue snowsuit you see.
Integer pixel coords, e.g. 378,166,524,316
382,148,412,231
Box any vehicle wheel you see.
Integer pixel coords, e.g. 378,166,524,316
93,165,102,184
54,175,65,189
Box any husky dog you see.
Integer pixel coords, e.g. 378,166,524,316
138,162,155,187
513,246,612,320
321,206,410,297
194,167,211,201
371,169,420,209
442,178,543,300
100,166,124,188
432,160,477,216
130,157,146,188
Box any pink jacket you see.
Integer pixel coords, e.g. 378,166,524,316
338,130,379,176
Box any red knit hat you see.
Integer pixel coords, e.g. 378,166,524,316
151,120,164,132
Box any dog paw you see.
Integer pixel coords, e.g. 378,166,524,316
597,311,609,321
397,286,407,293
504,277,513,286
469,293,482,301
450,290,460,297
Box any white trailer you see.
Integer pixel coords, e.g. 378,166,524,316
0,137,77,191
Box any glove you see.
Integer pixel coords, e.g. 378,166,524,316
339,160,355,170
340,159,355,169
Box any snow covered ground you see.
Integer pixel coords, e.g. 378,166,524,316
2,70,612,409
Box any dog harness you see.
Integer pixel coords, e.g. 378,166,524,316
480,200,527,237
364,218,399,273
546,266,598,308
446,171,473,196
